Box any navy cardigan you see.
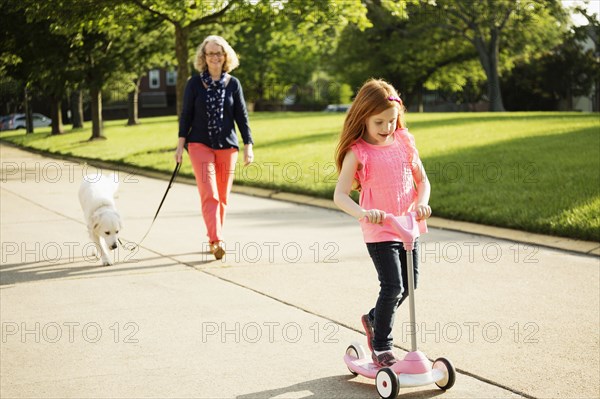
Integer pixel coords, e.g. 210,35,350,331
178,74,253,149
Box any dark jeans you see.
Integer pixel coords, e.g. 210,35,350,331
366,241,419,352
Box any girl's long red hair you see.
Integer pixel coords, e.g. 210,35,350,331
334,79,406,183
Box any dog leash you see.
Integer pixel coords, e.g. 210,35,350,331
119,162,181,251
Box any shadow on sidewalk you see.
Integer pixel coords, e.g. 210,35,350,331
236,374,445,399
0,253,212,285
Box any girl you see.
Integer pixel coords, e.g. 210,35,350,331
175,35,254,260
333,79,431,367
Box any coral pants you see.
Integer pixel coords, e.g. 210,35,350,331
188,143,238,243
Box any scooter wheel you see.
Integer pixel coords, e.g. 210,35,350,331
433,357,456,390
345,344,365,376
347,342,367,359
376,367,399,399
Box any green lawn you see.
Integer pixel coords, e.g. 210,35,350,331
2,111,599,241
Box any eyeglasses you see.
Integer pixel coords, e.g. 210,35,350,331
205,52,225,58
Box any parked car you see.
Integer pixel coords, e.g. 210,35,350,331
0,114,15,131
0,113,52,130
323,104,351,113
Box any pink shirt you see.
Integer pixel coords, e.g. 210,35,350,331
351,128,420,243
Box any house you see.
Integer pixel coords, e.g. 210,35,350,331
138,68,177,115
102,67,178,120
572,25,599,112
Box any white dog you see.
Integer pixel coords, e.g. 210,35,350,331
79,174,122,266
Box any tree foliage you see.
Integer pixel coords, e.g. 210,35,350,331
0,0,595,131
10,0,173,139
129,0,249,117
415,0,568,111
229,0,369,108
0,0,77,134
128,0,370,114
331,0,479,110
502,8,599,111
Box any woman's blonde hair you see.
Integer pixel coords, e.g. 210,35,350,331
194,35,240,73
335,78,407,176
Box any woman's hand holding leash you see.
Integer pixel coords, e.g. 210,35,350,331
244,144,254,165
175,137,186,164
175,148,183,164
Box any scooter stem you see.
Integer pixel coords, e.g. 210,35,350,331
406,249,418,352
384,212,424,352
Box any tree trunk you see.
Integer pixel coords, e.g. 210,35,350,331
71,90,84,129
595,81,600,112
24,87,33,134
89,86,105,140
417,84,424,113
486,53,505,112
254,68,266,107
474,33,506,112
566,73,573,111
50,97,64,135
175,24,189,119
127,77,141,126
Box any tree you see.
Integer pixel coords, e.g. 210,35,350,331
26,0,171,139
573,1,600,47
130,0,249,118
70,89,85,129
131,0,371,116
0,1,75,134
331,0,479,110
107,15,173,126
502,15,600,110
231,1,369,107
417,0,568,111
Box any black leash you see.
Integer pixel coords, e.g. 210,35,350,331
119,162,181,251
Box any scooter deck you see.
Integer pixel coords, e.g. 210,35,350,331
344,354,379,379
344,354,446,387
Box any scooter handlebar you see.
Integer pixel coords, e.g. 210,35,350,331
384,212,428,251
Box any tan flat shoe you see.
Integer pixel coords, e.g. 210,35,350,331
211,241,225,260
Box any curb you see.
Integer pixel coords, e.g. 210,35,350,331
2,140,599,257
229,185,600,257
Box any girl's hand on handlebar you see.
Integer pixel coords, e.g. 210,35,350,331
361,209,385,224
415,204,432,220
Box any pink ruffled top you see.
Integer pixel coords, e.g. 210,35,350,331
351,128,421,243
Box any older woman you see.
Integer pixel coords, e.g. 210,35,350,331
175,35,254,260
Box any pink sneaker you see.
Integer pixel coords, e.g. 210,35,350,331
361,314,374,352
372,351,399,367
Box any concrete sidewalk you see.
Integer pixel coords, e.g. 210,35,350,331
1,144,598,399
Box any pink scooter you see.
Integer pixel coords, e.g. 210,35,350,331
344,212,456,398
